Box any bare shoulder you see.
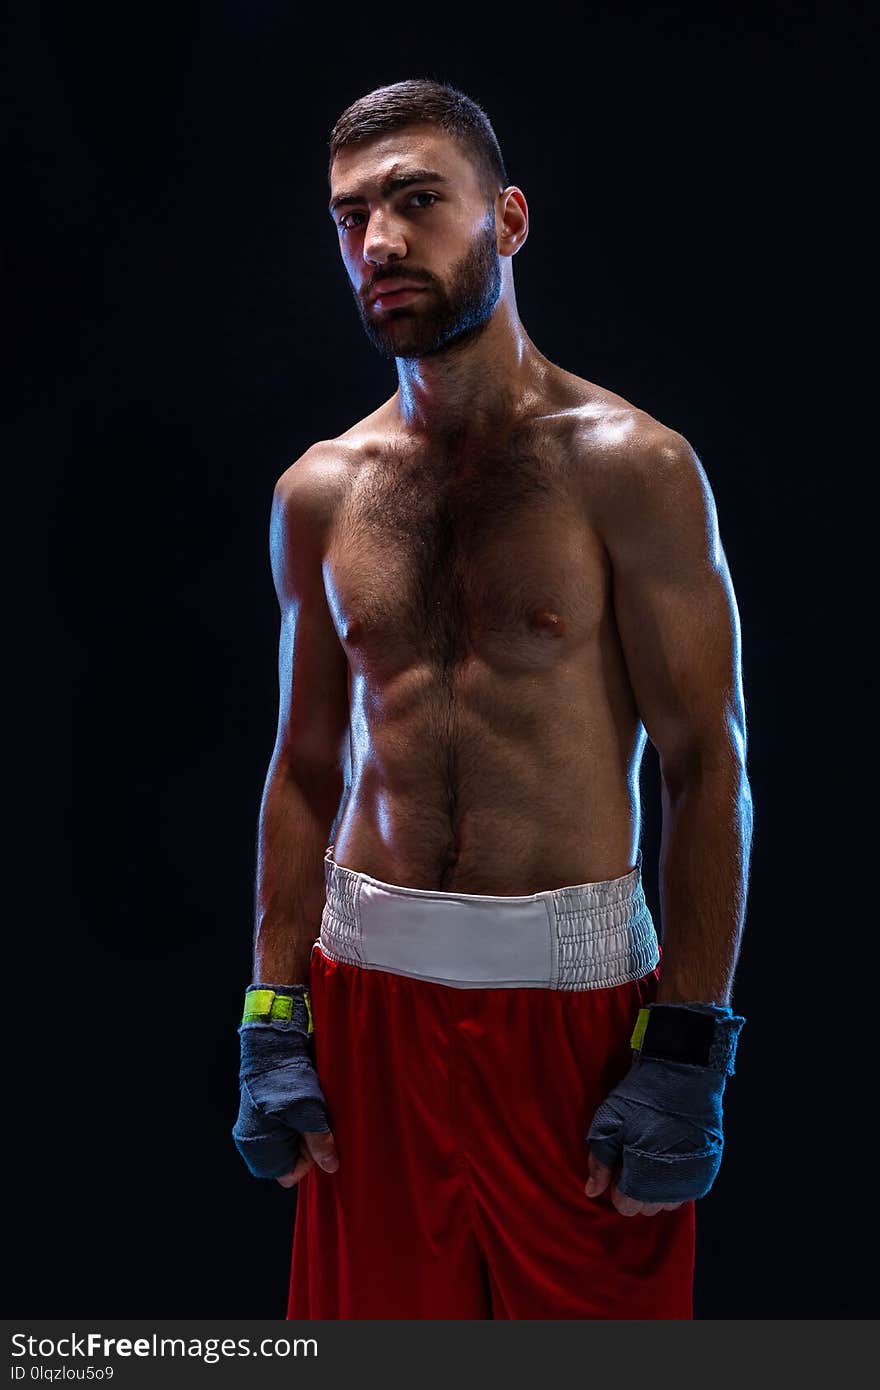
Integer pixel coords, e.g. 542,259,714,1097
273,438,356,522
555,374,716,554
268,440,362,611
273,397,397,510
552,370,696,473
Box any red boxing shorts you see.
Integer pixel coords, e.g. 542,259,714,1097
286,845,695,1320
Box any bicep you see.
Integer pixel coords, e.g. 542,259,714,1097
269,456,350,775
602,434,747,785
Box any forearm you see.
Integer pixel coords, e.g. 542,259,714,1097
253,757,345,986
655,756,753,1007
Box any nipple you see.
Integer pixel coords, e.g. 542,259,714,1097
530,609,566,636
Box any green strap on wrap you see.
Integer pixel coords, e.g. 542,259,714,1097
630,1007,650,1052
241,987,314,1033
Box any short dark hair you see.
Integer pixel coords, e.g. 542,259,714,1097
328,78,509,203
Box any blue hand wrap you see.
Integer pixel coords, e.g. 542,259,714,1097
232,983,330,1181
586,1001,746,1204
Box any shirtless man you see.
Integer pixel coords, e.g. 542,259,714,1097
232,79,752,1321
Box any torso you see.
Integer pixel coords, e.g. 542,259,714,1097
312,371,663,893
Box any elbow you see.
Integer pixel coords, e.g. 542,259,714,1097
270,747,346,796
659,700,749,802
660,739,750,804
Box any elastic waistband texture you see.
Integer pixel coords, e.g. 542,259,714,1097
317,845,659,991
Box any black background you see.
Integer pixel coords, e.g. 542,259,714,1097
7,1,876,1318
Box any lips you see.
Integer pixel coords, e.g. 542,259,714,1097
369,281,424,302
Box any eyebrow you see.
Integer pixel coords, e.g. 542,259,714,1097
329,169,450,215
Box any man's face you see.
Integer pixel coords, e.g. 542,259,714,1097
328,125,503,360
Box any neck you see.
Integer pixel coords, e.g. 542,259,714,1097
392,298,548,441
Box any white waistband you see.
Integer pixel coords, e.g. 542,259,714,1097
317,846,659,991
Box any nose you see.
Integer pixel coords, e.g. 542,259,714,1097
361,207,408,267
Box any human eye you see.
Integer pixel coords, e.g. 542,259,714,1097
408,191,438,210
338,210,365,231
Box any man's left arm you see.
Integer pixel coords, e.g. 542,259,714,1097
584,425,753,1212
600,427,753,1005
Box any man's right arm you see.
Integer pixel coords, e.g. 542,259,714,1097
253,447,350,987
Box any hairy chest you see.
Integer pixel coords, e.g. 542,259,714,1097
324,432,610,677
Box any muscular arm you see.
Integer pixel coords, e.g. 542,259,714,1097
253,449,350,986
596,427,753,1006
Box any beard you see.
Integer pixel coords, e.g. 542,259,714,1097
353,208,503,362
